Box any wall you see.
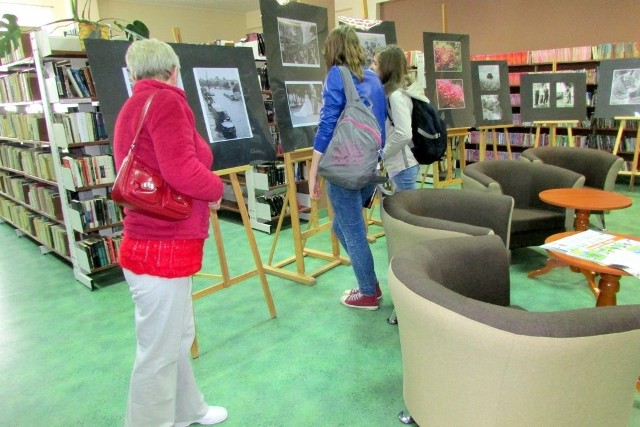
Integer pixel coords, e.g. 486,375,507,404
380,0,640,55
247,0,336,34
98,0,247,43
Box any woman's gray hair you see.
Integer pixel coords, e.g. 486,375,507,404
125,38,180,81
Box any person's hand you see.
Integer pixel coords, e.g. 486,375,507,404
208,198,222,210
308,174,322,200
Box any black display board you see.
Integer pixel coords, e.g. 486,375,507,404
593,58,640,119
520,72,587,122
260,0,328,152
85,39,275,171
347,21,397,66
470,60,513,127
423,32,475,128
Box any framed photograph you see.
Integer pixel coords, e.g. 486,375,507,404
85,39,275,171
285,81,323,127
423,32,475,128
471,60,513,126
193,67,253,143
520,72,587,122
358,32,386,66
349,20,397,66
260,0,328,152
593,58,640,119
277,17,320,68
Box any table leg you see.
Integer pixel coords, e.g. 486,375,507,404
574,209,590,232
528,256,565,278
578,268,599,298
595,273,620,307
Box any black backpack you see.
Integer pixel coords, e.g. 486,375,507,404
408,96,448,165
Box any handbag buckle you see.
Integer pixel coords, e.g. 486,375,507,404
141,181,156,191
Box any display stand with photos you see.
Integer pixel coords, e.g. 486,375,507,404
612,117,640,190
533,120,580,147
263,148,349,286
191,166,277,358
477,125,514,160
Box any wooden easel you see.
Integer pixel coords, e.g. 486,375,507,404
264,148,349,286
191,166,277,358
477,125,513,160
612,116,640,190
365,190,384,243
421,127,469,188
533,120,579,147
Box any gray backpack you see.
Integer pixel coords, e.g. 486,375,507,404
318,66,386,190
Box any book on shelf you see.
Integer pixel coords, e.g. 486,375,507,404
542,230,640,278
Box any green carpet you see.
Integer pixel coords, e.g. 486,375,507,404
0,182,639,426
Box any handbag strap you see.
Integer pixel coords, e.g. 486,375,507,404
127,91,158,154
337,65,374,108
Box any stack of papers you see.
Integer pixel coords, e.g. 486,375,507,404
541,230,640,278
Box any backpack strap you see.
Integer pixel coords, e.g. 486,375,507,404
337,66,360,104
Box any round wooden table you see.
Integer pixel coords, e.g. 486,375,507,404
539,188,632,231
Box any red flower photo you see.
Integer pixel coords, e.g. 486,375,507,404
433,41,462,72
436,79,466,109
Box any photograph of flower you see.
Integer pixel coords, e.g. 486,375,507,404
481,94,503,120
478,65,500,91
433,40,462,72
277,17,320,68
436,79,465,109
556,82,575,108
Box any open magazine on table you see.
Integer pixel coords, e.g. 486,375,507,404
541,230,640,278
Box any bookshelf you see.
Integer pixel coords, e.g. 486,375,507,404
0,31,122,289
468,42,640,167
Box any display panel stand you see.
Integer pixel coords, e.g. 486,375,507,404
533,120,579,147
191,166,277,358
478,125,514,161
612,116,640,190
264,148,349,286
421,128,469,188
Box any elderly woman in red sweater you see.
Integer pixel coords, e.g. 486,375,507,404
113,38,226,427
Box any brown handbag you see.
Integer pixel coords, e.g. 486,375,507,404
111,93,192,221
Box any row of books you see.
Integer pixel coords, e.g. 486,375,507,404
0,174,63,220
1,33,32,65
0,144,56,182
507,69,598,87
62,154,116,188
69,196,123,230
0,113,49,142
0,197,69,256
56,111,108,143
472,41,639,65
76,235,122,270
0,72,41,103
51,63,97,99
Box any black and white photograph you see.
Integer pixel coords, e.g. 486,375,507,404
609,69,640,105
478,65,500,91
471,60,512,127
520,72,586,122
481,94,503,120
285,81,322,127
193,67,253,143
357,32,386,66
277,17,320,68
556,81,574,108
533,82,550,108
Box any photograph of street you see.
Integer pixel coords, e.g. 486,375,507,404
277,17,320,67
193,67,253,144
285,81,323,127
357,32,386,66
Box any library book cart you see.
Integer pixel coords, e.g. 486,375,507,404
0,31,121,289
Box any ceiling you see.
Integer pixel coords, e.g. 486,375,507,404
119,0,261,13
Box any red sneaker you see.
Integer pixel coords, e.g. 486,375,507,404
343,283,382,300
340,291,379,310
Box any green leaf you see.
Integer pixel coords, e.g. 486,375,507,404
0,14,22,58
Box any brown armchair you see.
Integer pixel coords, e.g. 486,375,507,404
462,160,585,249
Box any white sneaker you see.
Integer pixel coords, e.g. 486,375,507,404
175,406,228,426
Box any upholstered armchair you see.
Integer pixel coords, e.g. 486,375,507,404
388,234,640,426
520,146,624,228
381,188,514,258
462,160,585,249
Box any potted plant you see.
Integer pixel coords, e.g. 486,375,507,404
0,1,149,57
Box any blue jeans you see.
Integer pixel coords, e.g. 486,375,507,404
326,182,378,296
390,165,419,192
